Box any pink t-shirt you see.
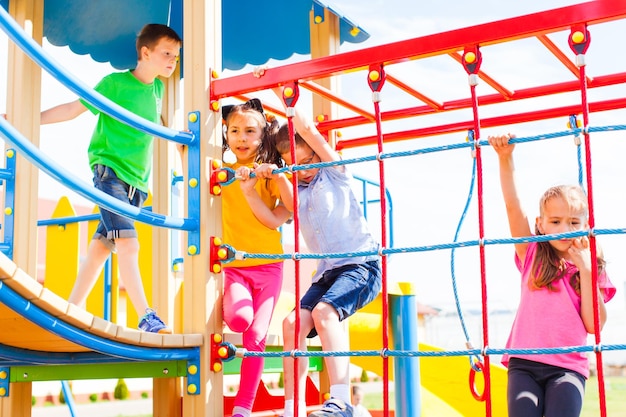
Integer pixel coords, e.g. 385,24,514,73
502,241,616,378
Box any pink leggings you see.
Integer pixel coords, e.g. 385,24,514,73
223,263,283,411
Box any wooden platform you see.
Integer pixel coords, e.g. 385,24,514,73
0,251,203,352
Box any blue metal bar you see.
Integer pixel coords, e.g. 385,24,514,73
353,174,394,249
170,170,183,271
0,168,13,181
0,118,198,231
389,290,421,417
2,149,15,260
0,343,148,366
0,280,200,362
186,111,201,255
0,245,11,256
37,213,100,226
61,380,79,417
37,207,153,227
360,179,368,218
0,7,194,146
103,258,112,321
0,367,9,397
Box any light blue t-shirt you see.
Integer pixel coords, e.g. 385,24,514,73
298,166,379,283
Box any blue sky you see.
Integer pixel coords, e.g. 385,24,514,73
1,0,626,318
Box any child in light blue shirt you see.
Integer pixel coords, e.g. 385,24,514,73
274,95,381,417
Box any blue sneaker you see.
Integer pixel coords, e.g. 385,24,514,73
138,309,171,334
308,399,353,417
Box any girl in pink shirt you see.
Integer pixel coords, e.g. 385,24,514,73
489,133,615,417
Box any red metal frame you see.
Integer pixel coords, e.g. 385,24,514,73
211,0,626,150
210,2,625,416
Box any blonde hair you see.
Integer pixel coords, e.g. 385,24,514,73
531,185,604,293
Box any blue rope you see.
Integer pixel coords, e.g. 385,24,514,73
230,343,626,359
449,130,482,371
221,230,596,263
568,115,585,190
211,124,626,370
217,124,626,190
222,226,626,263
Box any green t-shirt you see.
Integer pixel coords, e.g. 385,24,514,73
80,71,163,192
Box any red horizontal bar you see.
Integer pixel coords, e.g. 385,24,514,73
385,73,443,110
211,0,626,99
447,52,514,98
536,34,591,83
320,72,626,132
335,97,626,150
299,81,375,121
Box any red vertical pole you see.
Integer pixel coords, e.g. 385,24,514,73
568,25,608,417
367,64,390,417
462,46,492,417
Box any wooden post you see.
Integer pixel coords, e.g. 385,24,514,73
152,65,185,417
309,7,341,402
309,8,340,149
1,1,44,416
181,1,223,417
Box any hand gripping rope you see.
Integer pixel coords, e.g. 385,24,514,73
208,158,252,196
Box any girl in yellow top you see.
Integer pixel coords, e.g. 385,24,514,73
220,99,293,417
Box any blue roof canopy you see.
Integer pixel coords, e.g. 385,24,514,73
1,0,368,71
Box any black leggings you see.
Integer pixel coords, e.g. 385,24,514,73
507,358,586,417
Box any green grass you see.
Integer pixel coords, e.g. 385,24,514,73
582,376,626,417
357,376,626,416
111,376,626,416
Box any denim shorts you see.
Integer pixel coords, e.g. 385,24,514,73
92,164,147,250
301,260,381,338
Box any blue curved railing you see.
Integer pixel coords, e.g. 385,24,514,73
0,279,201,396
0,118,197,230
0,6,193,146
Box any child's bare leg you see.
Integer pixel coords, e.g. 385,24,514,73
283,309,313,417
115,237,149,315
312,302,350,386
68,238,111,307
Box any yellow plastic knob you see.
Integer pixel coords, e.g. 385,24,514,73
572,31,585,44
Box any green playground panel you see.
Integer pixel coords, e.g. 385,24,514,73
9,360,188,382
223,345,323,375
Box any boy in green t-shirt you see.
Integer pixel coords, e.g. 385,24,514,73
40,24,181,333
